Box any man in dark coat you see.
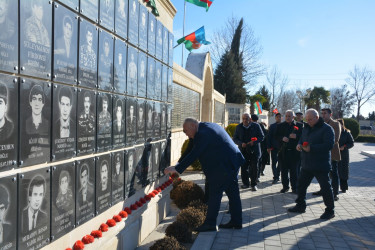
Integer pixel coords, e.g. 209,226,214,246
233,113,264,191
288,109,335,220
267,113,281,184
165,118,245,232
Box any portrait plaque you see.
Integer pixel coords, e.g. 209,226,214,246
162,27,169,64
147,14,156,56
146,57,155,99
76,158,95,226
20,78,51,167
144,142,153,182
167,104,172,132
168,67,173,102
97,92,112,152
96,154,112,214
0,74,18,171
0,175,17,250
112,151,124,204
98,31,114,91
112,95,126,149
78,19,98,88
138,51,147,98
161,104,167,138
100,0,114,31
115,0,128,39
113,39,127,94
169,32,174,67
77,89,96,156
51,162,75,241
18,168,50,250
80,0,98,23
58,0,79,11
127,45,138,96
53,4,78,84
125,149,135,198
159,140,168,177
52,84,76,161
126,97,137,146
20,0,52,79
161,65,168,101
136,99,146,143
155,20,163,60
0,0,18,73
128,0,139,46
154,102,161,140
152,142,161,180
138,5,148,51
155,61,162,101
145,101,154,140
135,145,149,188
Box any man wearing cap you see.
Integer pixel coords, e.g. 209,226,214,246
0,83,14,143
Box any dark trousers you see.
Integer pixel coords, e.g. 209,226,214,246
330,161,339,195
280,150,298,190
205,174,242,226
241,153,259,187
271,149,280,180
295,168,334,212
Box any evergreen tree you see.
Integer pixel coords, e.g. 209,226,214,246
256,85,271,110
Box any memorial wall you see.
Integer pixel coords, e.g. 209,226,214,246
0,0,174,249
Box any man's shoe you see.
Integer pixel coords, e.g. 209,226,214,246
256,178,260,183
251,186,258,191
240,184,249,189
292,189,297,194
194,224,217,232
272,179,278,184
219,221,242,229
341,190,346,193
320,211,335,220
312,190,322,196
280,187,289,193
334,195,339,201
287,206,306,213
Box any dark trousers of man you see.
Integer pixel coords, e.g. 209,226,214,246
295,168,334,212
338,161,349,191
280,150,298,191
205,173,242,226
241,153,259,187
271,149,280,181
330,161,339,195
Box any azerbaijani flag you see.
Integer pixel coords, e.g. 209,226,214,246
185,0,214,11
255,101,263,115
177,26,211,52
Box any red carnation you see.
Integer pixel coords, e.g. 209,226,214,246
91,230,102,238
124,207,132,214
106,219,116,227
140,198,146,204
177,177,181,181
136,201,143,207
153,190,159,194
149,192,156,197
157,188,162,192
73,240,85,250
168,176,172,181
119,211,128,218
113,215,122,222
66,248,72,250
145,195,151,201
294,126,299,130
270,147,274,150
251,137,257,141
161,185,165,190
100,223,109,232
82,235,94,244
130,204,138,210
302,142,309,147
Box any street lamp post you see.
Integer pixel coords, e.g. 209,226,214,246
296,88,312,113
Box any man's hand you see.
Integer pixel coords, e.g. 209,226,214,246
340,146,345,151
296,144,302,152
241,143,247,148
248,141,254,146
164,166,178,175
282,136,289,143
267,148,272,153
289,133,296,139
302,145,310,152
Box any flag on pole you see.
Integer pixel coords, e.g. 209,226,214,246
176,26,211,52
273,108,279,114
144,0,159,16
185,0,214,11
255,101,263,114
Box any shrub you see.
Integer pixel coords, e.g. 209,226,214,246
176,207,206,230
225,123,238,138
150,236,186,250
165,221,192,243
187,200,208,216
355,135,375,143
171,181,205,209
343,118,360,139
180,139,201,171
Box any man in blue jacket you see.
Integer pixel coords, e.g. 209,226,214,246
288,109,335,220
164,118,245,231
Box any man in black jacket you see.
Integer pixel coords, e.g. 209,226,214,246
267,113,281,184
233,113,264,191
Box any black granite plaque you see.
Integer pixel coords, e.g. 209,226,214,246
18,168,50,250
115,0,128,39
163,27,169,64
152,142,160,180
146,101,154,140
100,0,114,31
155,61,162,101
161,104,167,138
0,0,18,73
76,158,95,226
155,20,163,60
138,51,147,98
52,84,76,161
0,74,17,171
147,57,155,99
127,46,138,96
97,92,112,152
80,0,98,23
167,104,172,132
53,4,78,84
136,99,146,143
161,64,167,101
147,14,156,56
144,142,153,182
125,149,135,198
126,97,137,146
154,102,161,140
169,32,174,67
58,0,79,11
98,31,114,91
135,145,149,188
96,154,112,214
77,89,96,156
138,5,148,51
113,39,127,94
159,140,168,177
0,175,17,250
112,95,126,149
78,19,98,88
20,0,52,79
128,0,139,46
168,67,173,102
51,162,75,241
20,79,51,166
112,151,124,204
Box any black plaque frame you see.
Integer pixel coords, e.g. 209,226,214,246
97,92,112,152
125,149,135,198
152,142,160,180
96,154,112,214
113,38,127,94
98,30,114,91
77,88,96,156
136,99,146,143
112,151,124,204
76,158,95,226
112,95,126,149
126,97,137,146
159,139,168,177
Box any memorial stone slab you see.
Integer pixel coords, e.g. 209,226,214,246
99,0,114,31
128,0,139,46
77,89,96,156
0,175,17,250
98,30,114,91
138,51,147,98
112,95,126,149
97,92,112,152
80,0,98,23
112,151,124,204
76,158,95,226
96,154,112,214
127,45,138,96
113,39,127,94
115,0,128,39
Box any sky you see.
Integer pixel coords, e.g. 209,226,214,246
170,0,375,117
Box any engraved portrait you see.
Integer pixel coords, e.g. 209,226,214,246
127,47,138,96
24,0,50,47
80,23,97,70
55,86,74,139
0,83,14,143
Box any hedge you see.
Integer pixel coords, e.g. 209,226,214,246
343,118,359,139
225,123,238,138
355,135,375,143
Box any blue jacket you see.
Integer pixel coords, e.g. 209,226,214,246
267,122,280,150
175,122,245,181
299,117,334,172
233,122,264,159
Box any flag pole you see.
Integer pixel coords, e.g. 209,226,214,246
182,0,186,68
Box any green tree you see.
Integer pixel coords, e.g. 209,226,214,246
368,111,375,120
330,85,355,119
255,85,271,111
304,87,330,112
247,94,266,114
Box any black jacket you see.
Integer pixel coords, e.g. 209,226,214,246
233,122,264,159
276,120,303,151
267,122,280,149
